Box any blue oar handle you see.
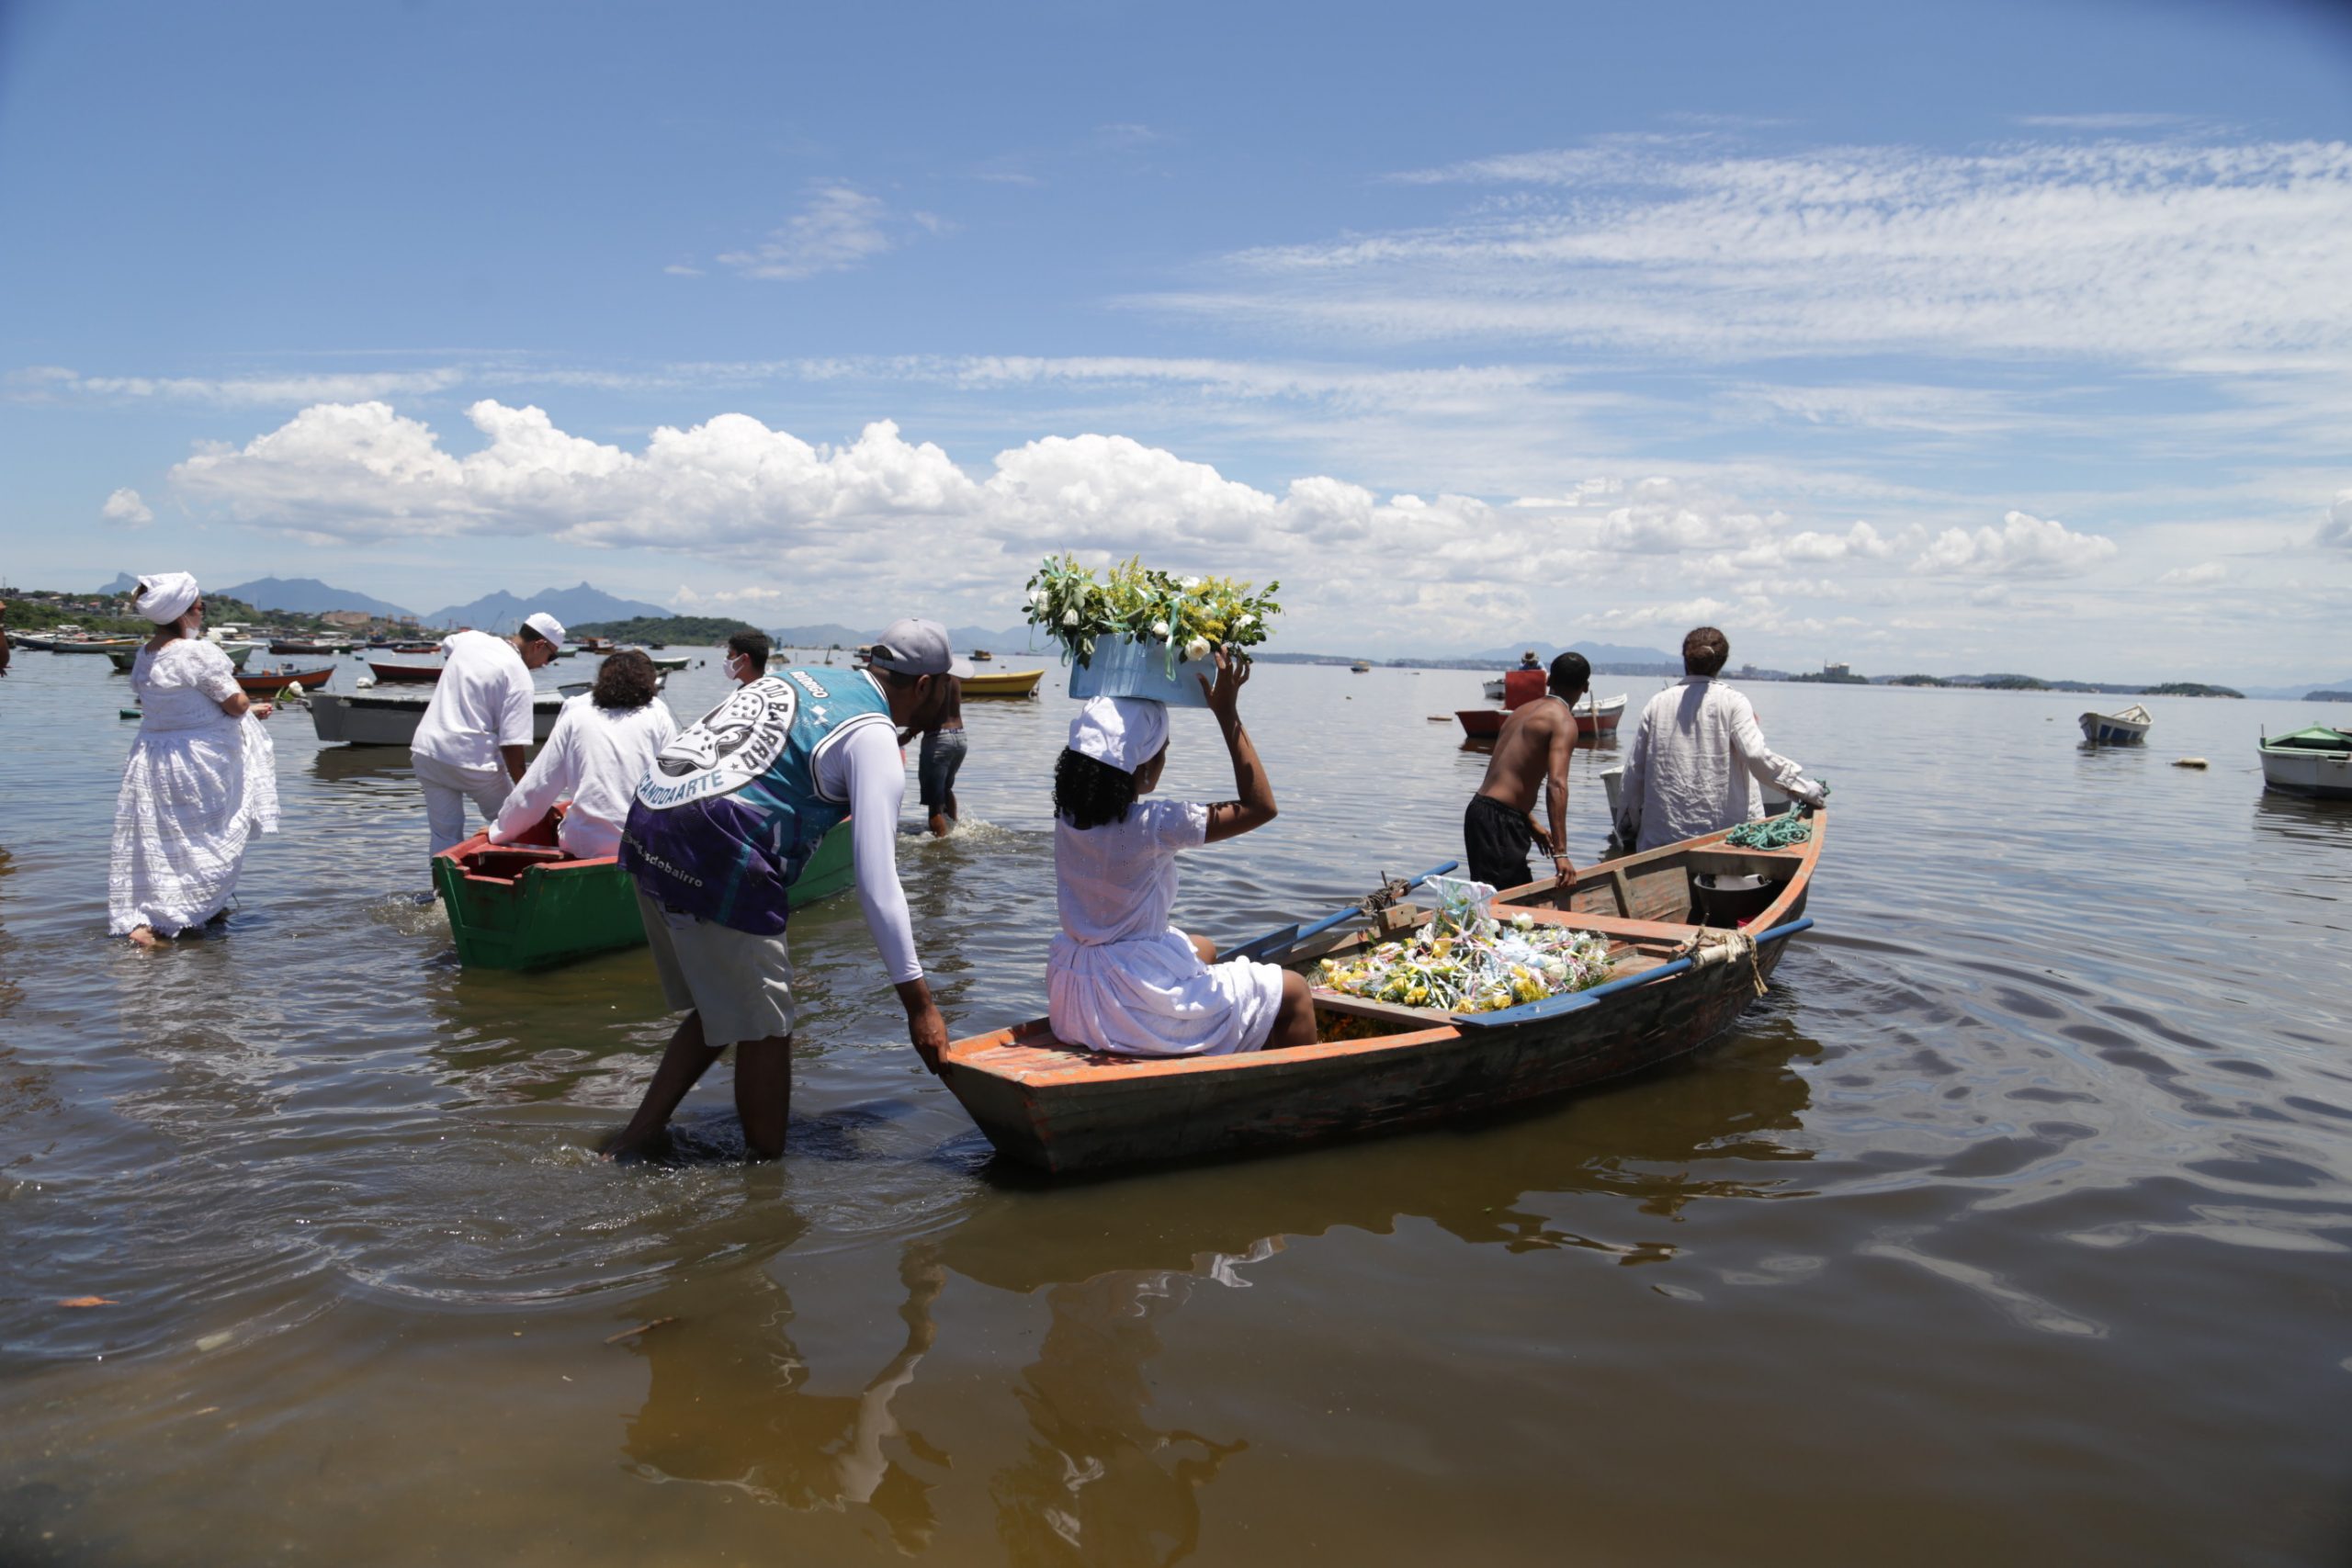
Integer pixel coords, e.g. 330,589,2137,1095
1232,860,1460,963
1453,916,1816,1030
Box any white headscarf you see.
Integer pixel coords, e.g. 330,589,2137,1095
1067,696,1169,773
134,572,200,626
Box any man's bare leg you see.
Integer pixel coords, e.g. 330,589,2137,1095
603,1010,718,1159
733,1035,793,1159
927,810,951,838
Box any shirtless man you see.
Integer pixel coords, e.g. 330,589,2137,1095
1463,651,1589,892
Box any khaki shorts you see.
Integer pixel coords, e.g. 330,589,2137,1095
635,886,796,1049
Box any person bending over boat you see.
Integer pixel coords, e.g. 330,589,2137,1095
484,650,678,861
604,618,968,1161
108,573,279,946
410,611,566,856
1464,650,1589,892
1615,626,1825,852
1047,655,1317,1059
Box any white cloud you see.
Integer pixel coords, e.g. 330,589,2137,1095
1914,509,2119,576
715,184,901,281
2318,487,2352,547
1149,137,2352,366
11,367,468,407
101,487,153,525
2159,561,2229,585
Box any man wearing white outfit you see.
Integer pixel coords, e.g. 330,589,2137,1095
1615,626,1826,853
410,611,565,855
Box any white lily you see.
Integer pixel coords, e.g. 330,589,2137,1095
1184,636,1211,661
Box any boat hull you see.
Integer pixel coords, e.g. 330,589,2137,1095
2080,715,2150,744
962,668,1046,698
368,660,442,683
432,818,857,971
1455,694,1624,740
311,689,569,747
236,666,335,694
937,815,1824,1174
2260,744,2352,800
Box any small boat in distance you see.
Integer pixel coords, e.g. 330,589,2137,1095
2259,726,2352,800
962,667,1046,698
368,660,442,683
2080,703,2153,745
1351,660,1372,673
969,649,994,661
108,644,256,672
234,665,335,695
1457,692,1626,741
311,688,569,747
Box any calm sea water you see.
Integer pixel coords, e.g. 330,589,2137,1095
3,647,2348,1565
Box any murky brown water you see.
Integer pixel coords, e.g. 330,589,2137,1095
4,648,2348,1565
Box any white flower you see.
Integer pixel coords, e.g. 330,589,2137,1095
1511,912,1534,931
1062,609,1080,627
1184,636,1211,661
1149,619,1170,639
1029,588,1047,608
1180,576,1202,590
1236,612,1256,627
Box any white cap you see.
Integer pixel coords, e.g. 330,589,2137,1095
1066,696,1169,773
522,611,566,650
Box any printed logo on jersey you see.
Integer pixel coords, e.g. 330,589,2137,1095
635,677,796,810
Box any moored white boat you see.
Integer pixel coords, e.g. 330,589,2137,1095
2079,703,2152,745
2259,727,2352,800
311,688,570,747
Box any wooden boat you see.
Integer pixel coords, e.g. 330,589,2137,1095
433,815,856,971
1456,692,1625,740
311,688,570,747
1351,660,1372,673
961,667,1046,698
368,659,443,683
2079,703,2152,745
52,636,142,654
1481,677,1507,700
235,665,335,695
2259,726,2352,800
644,653,691,672
969,649,994,661
936,811,1825,1174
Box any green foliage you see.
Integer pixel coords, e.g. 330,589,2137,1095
1023,555,1281,668
1888,673,1951,687
2143,682,2243,699
571,615,760,644
1977,673,2050,690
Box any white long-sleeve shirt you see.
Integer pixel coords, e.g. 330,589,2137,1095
1617,677,1822,852
810,717,922,984
489,694,678,860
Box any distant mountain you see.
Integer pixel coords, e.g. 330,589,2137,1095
96,571,140,594
2240,678,2352,701
220,576,415,618
1466,639,1679,669
425,581,672,632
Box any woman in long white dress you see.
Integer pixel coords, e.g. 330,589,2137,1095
108,573,280,945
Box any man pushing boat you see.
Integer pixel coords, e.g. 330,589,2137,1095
602,617,970,1161
1463,650,1590,892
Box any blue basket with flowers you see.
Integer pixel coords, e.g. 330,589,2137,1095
1023,556,1281,707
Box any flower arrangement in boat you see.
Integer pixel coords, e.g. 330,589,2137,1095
1317,902,1614,1015
1023,555,1281,670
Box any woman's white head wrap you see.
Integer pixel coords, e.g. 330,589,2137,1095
134,572,200,625
1066,695,1168,773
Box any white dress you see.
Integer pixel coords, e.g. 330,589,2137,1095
1047,799,1284,1057
108,639,280,935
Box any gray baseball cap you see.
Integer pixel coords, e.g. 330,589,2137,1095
866,617,975,680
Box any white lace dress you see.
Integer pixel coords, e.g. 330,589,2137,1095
108,639,280,936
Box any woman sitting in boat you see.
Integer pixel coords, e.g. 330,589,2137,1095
486,649,678,861
1047,651,1317,1057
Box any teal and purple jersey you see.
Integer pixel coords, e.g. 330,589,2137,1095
619,669,891,933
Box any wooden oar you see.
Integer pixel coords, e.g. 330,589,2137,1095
1227,860,1460,964
1453,916,1815,1029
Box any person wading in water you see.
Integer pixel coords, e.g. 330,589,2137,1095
1462,650,1589,892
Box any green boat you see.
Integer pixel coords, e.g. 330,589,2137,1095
432,818,856,971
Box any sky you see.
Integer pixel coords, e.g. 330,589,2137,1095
3,0,2349,682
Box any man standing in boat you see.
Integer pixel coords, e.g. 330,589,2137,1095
1615,626,1824,852
605,617,969,1161
410,611,565,855
1464,651,1590,892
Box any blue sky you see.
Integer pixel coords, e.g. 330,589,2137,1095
4,0,2349,679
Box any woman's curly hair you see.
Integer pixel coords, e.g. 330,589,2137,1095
592,649,661,711
1054,747,1140,829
